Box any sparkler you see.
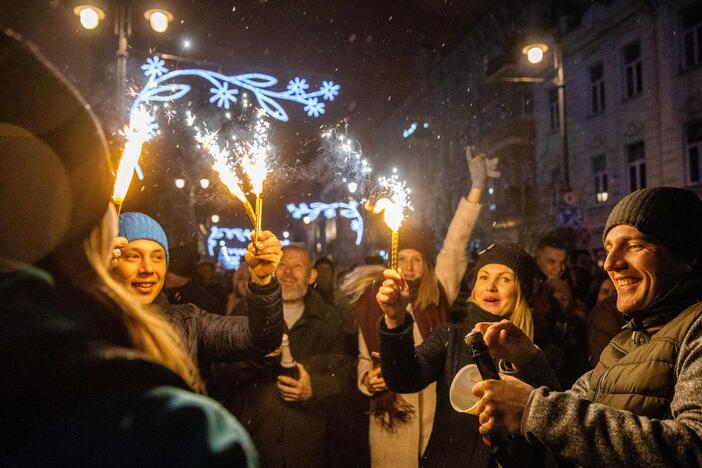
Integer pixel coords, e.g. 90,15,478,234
112,107,155,214
195,129,257,226
374,172,412,271
242,114,270,242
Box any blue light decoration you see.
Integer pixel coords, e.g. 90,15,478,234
208,226,254,270
135,55,340,123
402,122,417,138
207,226,291,269
287,200,364,246
130,55,341,179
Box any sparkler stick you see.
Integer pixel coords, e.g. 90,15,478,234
242,115,270,243
196,129,257,227
375,172,412,271
112,108,154,214
255,191,263,243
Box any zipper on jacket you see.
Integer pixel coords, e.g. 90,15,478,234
593,367,611,402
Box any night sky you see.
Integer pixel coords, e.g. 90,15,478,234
0,0,492,243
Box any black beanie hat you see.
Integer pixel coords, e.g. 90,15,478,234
474,242,536,300
603,186,702,263
397,224,434,262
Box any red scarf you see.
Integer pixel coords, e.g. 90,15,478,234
357,279,449,430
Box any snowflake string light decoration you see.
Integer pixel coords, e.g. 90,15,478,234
320,81,340,101
141,56,168,79
287,200,364,246
130,55,341,124
287,78,309,95
304,98,325,117
209,82,238,109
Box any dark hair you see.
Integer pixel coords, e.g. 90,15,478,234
536,235,567,252
314,257,335,273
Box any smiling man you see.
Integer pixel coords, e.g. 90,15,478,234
471,187,702,466
113,212,284,371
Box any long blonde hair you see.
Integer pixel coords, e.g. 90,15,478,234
415,260,440,311
470,279,534,340
53,209,204,393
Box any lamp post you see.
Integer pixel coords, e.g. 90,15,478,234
73,1,174,122
522,39,571,192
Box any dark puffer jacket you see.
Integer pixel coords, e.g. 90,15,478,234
152,278,284,368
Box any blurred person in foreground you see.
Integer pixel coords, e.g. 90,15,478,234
0,30,257,466
473,187,702,466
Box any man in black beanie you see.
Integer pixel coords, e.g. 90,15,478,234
471,186,702,465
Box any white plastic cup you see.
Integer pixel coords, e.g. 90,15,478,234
449,364,482,415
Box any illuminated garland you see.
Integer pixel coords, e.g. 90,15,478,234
287,200,364,246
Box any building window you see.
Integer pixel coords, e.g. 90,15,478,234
590,62,606,114
627,141,646,192
623,40,642,98
685,120,702,184
548,87,559,130
592,154,609,202
681,2,702,71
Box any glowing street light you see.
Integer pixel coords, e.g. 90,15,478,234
74,5,105,29
522,43,548,64
72,2,175,122
144,8,173,33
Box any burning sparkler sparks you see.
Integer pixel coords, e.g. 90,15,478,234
112,107,156,213
373,171,413,270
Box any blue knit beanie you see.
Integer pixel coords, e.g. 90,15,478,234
118,212,169,265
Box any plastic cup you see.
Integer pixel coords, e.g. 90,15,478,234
449,364,482,415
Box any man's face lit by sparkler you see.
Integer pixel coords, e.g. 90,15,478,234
113,239,167,305
276,247,317,303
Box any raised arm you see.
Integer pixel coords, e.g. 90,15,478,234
435,146,499,304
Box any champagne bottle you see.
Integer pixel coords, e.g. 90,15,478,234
464,330,542,467
279,333,299,379
464,330,500,381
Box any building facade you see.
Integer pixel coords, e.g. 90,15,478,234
533,0,702,253
371,0,542,256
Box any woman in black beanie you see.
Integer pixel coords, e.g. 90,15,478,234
375,242,541,467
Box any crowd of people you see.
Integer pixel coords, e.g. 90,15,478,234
3,30,702,467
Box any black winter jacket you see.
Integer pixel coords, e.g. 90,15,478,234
153,278,284,368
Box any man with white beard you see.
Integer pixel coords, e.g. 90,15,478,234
214,244,350,467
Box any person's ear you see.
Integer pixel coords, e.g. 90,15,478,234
308,267,318,285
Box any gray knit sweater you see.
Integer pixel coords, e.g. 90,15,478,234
520,310,702,466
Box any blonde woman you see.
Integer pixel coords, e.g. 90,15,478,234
376,243,539,467
356,147,497,467
0,31,257,466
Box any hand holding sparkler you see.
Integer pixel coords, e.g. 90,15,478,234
245,230,282,286
376,268,409,328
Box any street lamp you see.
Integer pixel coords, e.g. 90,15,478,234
521,38,571,191
73,1,174,122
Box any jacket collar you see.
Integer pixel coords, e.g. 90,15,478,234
623,276,702,344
